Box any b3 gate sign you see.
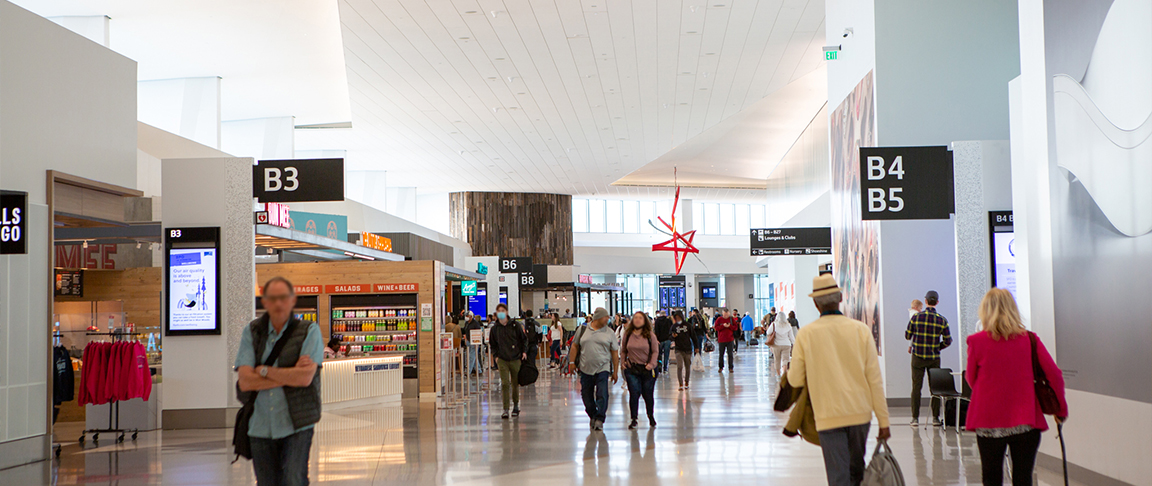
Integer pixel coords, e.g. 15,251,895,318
858,146,954,220
253,158,345,203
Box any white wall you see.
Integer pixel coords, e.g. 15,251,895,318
574,246,765,276
0,1,137,467
463,256,520,319
220,116,295,161
138,77,221,150
826,0,876,108
161,157,255,425
0,0,137,205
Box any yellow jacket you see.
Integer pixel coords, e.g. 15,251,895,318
778,373,820,445
786,312,890,431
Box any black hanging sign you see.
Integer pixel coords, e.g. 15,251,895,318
252,158,345,203
499,257,532,274
55,269,84,296
520,264,549,289
858,146,955,220
1,190,28,255
750,228,832,256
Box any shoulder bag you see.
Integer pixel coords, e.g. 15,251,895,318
233,320,298,462
565,326,588,373
766,322,778,346
1028,332,1061,415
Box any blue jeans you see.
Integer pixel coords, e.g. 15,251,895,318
580,371,611,422
251,428,314,486
817,423,870,486
623,369,656,421
718,341,736,370
692,334,703,353
465,345,479,373
658,341,672,371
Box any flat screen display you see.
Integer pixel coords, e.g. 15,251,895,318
992,232,1017,298
168,248,218,332
468,288,488,320
701,286,717,299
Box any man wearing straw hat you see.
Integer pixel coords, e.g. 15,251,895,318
786,274,890,486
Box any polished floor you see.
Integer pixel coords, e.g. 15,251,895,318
8,347,1079,485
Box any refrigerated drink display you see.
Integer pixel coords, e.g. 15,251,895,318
331,305,419,371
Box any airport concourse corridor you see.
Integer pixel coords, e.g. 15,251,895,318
13,348,1077,486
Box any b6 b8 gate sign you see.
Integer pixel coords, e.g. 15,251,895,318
858,146,955,220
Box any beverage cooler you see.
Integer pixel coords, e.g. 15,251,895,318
329,294,419,378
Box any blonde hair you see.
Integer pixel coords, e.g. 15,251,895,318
911,299,923,311
978,288,1026,340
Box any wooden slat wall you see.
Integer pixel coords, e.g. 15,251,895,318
55,267,163,332
448,192,573,264
255,261,442,396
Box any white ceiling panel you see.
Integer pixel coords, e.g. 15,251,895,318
298,0,825,197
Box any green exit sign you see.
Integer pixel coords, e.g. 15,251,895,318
825,50,838,61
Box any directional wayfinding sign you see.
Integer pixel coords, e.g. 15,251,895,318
750,228,833,256
858,146,954,220
253,158,345,203
499,257,531,274
461,280,478,296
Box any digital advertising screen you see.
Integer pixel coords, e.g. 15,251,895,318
701,286,717,299
992,232,1017,298
468,288,488,320
165,227,222,336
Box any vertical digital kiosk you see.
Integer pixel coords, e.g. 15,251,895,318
164,227,222,335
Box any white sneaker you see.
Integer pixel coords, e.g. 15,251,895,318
909,419,919,427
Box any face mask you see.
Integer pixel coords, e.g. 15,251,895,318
497,312,507,321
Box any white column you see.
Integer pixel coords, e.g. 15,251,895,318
160,157,255,428
139,77,222,149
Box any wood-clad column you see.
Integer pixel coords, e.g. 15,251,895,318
449,192,573,265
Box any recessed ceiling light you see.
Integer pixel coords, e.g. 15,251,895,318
459,37,470,40
495,57,505,60
705,52,716,55
487,77,497,80
686,31,698,34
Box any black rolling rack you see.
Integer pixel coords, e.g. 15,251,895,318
79,331,139,446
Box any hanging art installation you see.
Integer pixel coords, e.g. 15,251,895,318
650,184,699,275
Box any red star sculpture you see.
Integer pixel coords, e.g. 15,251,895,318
651,186,699,274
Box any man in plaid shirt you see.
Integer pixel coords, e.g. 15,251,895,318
905,290,952,427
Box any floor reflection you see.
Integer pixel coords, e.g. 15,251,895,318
3,347,1084,485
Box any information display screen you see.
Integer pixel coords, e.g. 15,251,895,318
468,288,488,320
165,227,221,335
750,227,833,256
992,232,1017,298
701,286,717,299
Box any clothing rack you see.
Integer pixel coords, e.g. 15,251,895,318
52,332,64,458
79,331,139,445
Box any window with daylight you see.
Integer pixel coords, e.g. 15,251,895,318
588,199,606,233
606,200,623,233
719,203,736,235
573,199,589,233
623,200,640,233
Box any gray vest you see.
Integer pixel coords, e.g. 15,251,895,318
247,316,322,429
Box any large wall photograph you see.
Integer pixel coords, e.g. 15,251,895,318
829,71,882,351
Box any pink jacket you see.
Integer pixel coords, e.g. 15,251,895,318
965,331,1068,431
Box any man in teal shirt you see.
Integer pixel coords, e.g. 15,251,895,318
235,277,324,486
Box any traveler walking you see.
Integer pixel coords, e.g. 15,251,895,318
523,310,542,362
731,309,742,351
787,274,890,486
767,311,794,377
905,290,953,427
714,309,738,373
741,311,755,344
654,310,673,373
787,310,800,333
567,307,619,431
489,304,527,419
549,313,564,368
234,277,324,486
966,288,1068,486
670,310,694,389
462,313,482,374
621,311,660,429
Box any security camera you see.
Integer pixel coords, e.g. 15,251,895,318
843,28,854,38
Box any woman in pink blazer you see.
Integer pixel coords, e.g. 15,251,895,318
965,288,1068,486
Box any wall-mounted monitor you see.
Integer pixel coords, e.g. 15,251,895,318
701,285,717,299
468,284,488,320
989,211,1016,298
165,227,222,336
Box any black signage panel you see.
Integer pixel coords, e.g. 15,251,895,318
659,275,686,287
55,269,84,296
165,227,222,336
1,191,28,255
858,146,955,220
499,256,532,274
253,158,345,203
750,227,833,256
520,264,549,289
